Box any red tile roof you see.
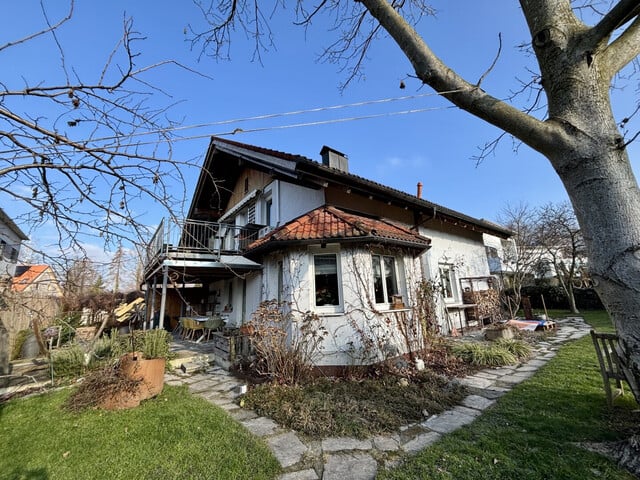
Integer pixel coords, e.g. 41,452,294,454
247,206,430,253
11,265,49,292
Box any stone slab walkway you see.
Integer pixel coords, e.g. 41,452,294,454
164,317,591,480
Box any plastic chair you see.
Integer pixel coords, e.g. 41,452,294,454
204,317,224,341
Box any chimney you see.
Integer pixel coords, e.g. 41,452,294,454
320,145,348,173
416,182,423,199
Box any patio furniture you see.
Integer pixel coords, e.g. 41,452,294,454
204,316,224,341
590,329,627,407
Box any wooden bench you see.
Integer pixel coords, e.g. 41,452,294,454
590,329,627,407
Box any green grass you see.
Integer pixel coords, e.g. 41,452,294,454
379,310,639,479
0,385,280,480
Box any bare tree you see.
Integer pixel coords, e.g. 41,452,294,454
496,203,543,318
0,1,195,264
535,202,587,314
192,0,640,401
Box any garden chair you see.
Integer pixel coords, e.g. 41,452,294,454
590,329,627,407
203,317,224,341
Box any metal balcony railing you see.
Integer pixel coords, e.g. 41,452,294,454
145,218,260,265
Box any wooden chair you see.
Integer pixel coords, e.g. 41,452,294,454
590,329,627,407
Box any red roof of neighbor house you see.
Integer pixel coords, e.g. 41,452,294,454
11,265,49,292
246,206,431,254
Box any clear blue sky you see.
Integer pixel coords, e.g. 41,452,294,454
3,1,639,258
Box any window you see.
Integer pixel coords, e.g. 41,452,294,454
372,254,399,304
314,254,340,307
439,264,456,301
265,198,273,226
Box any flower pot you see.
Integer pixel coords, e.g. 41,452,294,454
120,352,165,398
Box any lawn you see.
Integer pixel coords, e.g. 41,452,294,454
379,310,639,480
0,385,280,480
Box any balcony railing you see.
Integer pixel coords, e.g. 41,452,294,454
145,218,261,265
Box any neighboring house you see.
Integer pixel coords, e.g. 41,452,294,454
12,265,63,297
143,138,511,368
0,207,28,282
5,264,63,352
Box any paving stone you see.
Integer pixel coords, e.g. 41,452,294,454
267,431,308,468
322,437,372,452
322,453,378,480
515,365,539,372
422,410,476,434
401,431,441,453
242,417,279,437
496,374,525,385
373,434,400,452
278,468,319,480
459,376,495,389
453,405,482,417
228,408,258,421
462,394,495,411
488,367,516,375
473,371,500,380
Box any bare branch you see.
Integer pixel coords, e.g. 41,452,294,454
0,0,73,53
586,0,640,48
602,15,640,78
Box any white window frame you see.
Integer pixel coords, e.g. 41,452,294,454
371,253,402,307
310,246,343,314
438,263,458,303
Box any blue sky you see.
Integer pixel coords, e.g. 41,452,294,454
2,1,639,260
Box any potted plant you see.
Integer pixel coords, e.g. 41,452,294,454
100,329,170,410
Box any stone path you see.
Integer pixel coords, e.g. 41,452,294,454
164,317,591,480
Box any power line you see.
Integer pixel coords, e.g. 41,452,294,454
0,90,459,158
3,103,459,162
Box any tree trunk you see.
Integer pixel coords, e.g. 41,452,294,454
360,0,640,402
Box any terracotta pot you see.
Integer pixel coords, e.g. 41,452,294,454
120,352,166,398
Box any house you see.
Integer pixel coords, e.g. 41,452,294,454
143,138,511,368
0,207,28,283
11,265,63,297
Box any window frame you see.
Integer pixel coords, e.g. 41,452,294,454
371,253,401,306
438,263,458,302
311,247,343,313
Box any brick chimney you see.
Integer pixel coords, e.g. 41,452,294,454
417,182,423,199
320,146,348,173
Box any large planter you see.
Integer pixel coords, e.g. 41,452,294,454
120,352,165,398
100,352,165,410
484,326,515,341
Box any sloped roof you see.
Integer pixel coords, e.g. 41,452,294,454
200,137,512,238
246,205,431,254
0,207,28,241
11,265,50,292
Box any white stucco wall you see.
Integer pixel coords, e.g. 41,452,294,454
258,245,425,367
419,225,491,334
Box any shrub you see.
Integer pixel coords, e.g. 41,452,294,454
140,329,171,359
51,343,86,377
451,341,518,367
10,329,31,360
245,301,328,385
493,338,533,360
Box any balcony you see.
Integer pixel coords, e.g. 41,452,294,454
145,218,261,267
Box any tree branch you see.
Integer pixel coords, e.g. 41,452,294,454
359,0,563,156
602,15,640,78
586,0,640,49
